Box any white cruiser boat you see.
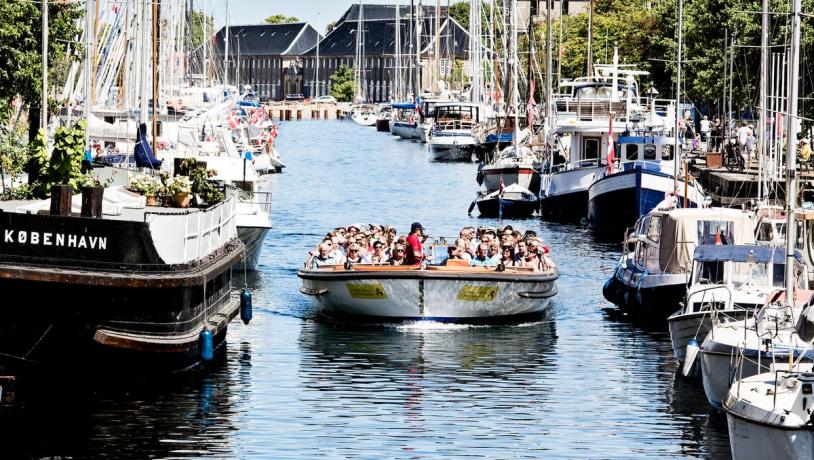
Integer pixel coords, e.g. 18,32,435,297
350,104,377,126
668,245,796,368
428,103,486,162
389,102,421,140
479,144,540,194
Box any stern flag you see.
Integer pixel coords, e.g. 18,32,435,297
606,117,616,174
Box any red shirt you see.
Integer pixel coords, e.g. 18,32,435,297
406,234,424,264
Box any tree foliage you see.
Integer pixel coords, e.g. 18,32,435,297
330,65,355,102
449,1,470,26
0,1,83,113
189,10,215,51
264,14,300,24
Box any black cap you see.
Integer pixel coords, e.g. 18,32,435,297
411,222,424,232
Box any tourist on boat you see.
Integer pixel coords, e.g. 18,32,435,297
499,245,516,267
388,244,408,265
515,240,528,262
405,222,427,264
370,241,389,264
521,241,547,272
444,245,467,264
471,243,498,267
345,244,369,264
488,241,502,260
308,243,342,269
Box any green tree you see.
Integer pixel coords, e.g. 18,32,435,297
189,10,215,51
0,1,83,140
449,1,469,26
264,14,300,24
330,65,355,102
325,21,337,34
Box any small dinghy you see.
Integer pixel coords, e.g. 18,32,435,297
472,183,539,218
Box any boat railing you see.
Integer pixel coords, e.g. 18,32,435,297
554,98,628,121
144,188,238,264
434,119,477,131
237,189,273,215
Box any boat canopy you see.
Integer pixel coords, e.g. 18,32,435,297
392,102,418,110
693,245,803,265
654,208,756,273
616,136,674,145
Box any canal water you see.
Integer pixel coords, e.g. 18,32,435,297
2,120,731,458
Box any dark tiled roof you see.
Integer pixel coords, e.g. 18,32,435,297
335,4,448,24
301,17,468,58
213,22,322,57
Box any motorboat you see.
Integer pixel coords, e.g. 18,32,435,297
298,238,558,322
389,102,421,140
427,103,486,162
724,369,814,460
668,245,796,369
587,135,706,236
473,183,539,218
603,207,756,318
375,105,392,132
700,286,813,410
350,104,377,126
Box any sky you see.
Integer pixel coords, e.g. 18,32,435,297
200,0,418,33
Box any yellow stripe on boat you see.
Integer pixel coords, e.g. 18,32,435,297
346,283,388,299
457,286,499,301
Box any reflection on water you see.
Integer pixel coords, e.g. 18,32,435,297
1,120,730,458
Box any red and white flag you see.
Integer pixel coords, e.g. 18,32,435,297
606,117,615,174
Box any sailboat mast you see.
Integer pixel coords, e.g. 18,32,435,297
511,0,519,152
434,0,441,92
152,0,159,149
203,0,208,87
224,0,229,89
41,0,48,143
546,0,553,140
395,3,401,100
673,0,683,201
586,0,593,76
785,0,802,305
84,0,95,148
416,1,422,95
315,12,320,97
758,0,768,200
140,0,148,125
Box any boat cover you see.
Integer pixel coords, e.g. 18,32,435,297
658,208,755,273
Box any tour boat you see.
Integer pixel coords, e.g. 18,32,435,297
298,245,557,323
0,184,247,372
603,207,755,319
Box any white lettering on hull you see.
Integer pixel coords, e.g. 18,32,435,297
1,230,108,251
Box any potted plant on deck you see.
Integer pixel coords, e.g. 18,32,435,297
128,173,162,206
166,175,193,208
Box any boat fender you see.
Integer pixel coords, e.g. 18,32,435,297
602,277,617,303
240,288,253,325
682,339,700,377
199,329,214,362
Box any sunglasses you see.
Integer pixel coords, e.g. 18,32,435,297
395,249,405,253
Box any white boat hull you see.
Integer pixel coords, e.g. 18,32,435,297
351,113,376,126
390,122,420,140
237,226,270,270
726,410,814,459
298,270,557,321
428,133,478,161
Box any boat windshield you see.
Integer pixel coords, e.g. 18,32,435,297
728,261,772,288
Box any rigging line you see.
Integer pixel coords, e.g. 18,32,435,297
23,323,54,359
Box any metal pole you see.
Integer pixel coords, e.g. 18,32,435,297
759,0,768,200
785,0,801,306
511,0,519,151
152,0,158,150
84,0,95,146
41,0,48,142
435,0,441,92
203,0,208,87
546,0,553,138
674,0,683,201
586,0,593,76
722,28,727,150
224,0,229,89
315,11,320,97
